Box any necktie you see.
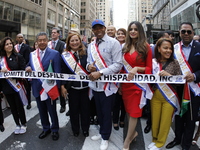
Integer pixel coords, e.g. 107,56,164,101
40,51,44,60
18,44,21,50
96,39,102,47
73,52,79,62
52,41,56,49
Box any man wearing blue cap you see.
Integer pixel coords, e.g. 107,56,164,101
87,19,123,150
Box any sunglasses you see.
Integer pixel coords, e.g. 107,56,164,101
181,30,192,35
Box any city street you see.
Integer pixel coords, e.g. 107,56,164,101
0,100,199,150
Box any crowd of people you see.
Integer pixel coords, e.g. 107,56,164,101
0,19,200,150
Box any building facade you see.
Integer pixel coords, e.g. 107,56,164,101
80,0,96,42
0,0,81,45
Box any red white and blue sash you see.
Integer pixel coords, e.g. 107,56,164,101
90,41,118,96
14,44,20,52
174,42,200,96
0,57,28,105
61,51,88,75
48,41,54,49
123,55,153,108
30,49,49,101
152,58,180,115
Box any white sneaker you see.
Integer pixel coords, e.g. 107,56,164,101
19,125,27,134
149,145,161,150
91,134,101,140
14,126,21,134
100,139,108,150
148,142,155,149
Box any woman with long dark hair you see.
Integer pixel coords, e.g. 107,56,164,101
121,21,152,150
0,37,27,134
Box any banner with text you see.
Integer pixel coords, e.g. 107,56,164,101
0,71,186,84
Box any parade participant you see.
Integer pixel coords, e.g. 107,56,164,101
87,19,122,150
166,22,200,150
113,28,126,130
15,33,32,109
48,27,66,113
106,25,117,38
148,38,181,150
26,32,61,141
121,21,152,150
0,37,27,134
61,33,90,137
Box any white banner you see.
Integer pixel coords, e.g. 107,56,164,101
0,71,186,84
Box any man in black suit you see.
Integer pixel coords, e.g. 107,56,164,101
15,33,31,109
48,27,66,113
166,22,200,150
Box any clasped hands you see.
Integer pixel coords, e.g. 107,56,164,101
88,61,101,81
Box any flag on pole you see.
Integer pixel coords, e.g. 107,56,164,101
180,83,190,117
41,60,59,100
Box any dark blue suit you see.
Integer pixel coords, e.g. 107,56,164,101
28,47,61,132
175,41,200,149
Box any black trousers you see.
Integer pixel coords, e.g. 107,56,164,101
25,80,31,105
68,88,90,133
0,99,4,125
93,91,115,140
174,91,200,150
59,89,66,108
5,93,26,126
113,92,125,124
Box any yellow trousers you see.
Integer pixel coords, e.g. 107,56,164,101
150,89,174,148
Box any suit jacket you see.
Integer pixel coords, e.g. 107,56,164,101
61,52,88,88
55,40,65,54
28,47,61,98
188,40,200,83
18,43,31,64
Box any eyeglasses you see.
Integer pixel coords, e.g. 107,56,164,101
181,30,192,35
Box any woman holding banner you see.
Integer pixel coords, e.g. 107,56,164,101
148,38,181,150
121,21,152,150
61,33,90,137
0,37,27,134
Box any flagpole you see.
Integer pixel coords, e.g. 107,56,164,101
189,90,193,120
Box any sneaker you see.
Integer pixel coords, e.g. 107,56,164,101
148,142,155,149
149,145,161,150
14,126,21,134
19,125,27,134
100,139,108,150
91,134,101,141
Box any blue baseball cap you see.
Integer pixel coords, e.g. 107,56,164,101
92,19,105,28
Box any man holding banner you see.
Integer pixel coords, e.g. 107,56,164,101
87,19,122,150
166,22,200,150
26,32,61,141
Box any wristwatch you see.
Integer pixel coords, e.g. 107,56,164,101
99,70,103,76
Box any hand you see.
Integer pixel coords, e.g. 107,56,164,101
88,61,97,72
1,67,8,72
128,67,138,80
25,66,32,72
89,71,101,81
184,72,195,82
159,70,171,76
61,85,68,99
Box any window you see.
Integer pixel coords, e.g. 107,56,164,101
47,9,56,24
58,14,63,25
13,6,21,22
30,0,42,6
4,3,13,21
59,4,63,11
22,9,28,24
0,1,3,19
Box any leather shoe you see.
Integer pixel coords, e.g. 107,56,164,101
66,110,70,116
114,125,119,130
166,140,180,149
83,131,89,137
39,130,51,139
26,104,31,110
144,125,151,133
73,132,79,137
0,124,5,132
60,107,66,113
52,132,59,141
